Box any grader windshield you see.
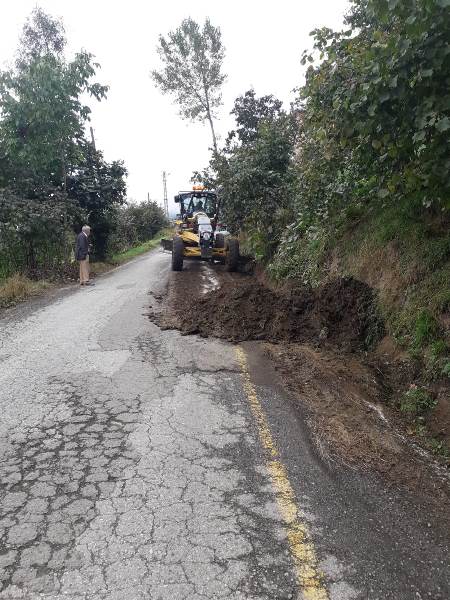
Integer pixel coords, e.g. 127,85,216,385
175,190,217,218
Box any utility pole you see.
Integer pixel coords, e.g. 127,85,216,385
162,171,169,217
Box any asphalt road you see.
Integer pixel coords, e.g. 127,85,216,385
0,250,448,600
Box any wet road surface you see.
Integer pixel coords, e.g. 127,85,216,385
0,250,448,599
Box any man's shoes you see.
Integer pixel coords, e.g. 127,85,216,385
84,281,95,286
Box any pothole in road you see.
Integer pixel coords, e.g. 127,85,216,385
116,283,137,290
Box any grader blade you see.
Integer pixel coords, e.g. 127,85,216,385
161,238,173,251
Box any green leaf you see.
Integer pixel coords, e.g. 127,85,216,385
413,131,426,143
435,117,450,132
389,75,398,88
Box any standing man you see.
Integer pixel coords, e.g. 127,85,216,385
75,225,93,286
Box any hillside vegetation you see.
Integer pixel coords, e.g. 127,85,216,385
197,0,450,451
0,9,166,283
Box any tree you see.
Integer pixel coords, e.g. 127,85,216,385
0,8,108,194
0,8,127,273
228,90,284,145
67,144,128,259
152,17,226,154
18,7,66,65
299,0,450,214
193,91,296,260
0,187,80,275
110,200,168,253
221,115,295,255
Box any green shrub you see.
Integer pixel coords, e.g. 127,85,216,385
107,201,168,256
413,310,439,350
427,437,450,459
400,385,436,417
268,224,329,285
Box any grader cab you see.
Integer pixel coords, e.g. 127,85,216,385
165,186,239,272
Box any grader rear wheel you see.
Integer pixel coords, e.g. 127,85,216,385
215,233,226,248
171,236,184,271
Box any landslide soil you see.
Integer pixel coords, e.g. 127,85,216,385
155,270,382,351
149,264,450,509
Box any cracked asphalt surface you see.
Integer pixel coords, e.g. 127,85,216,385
0,250,449,600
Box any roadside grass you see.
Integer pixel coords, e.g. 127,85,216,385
269,201,450,367
89,229,172,276
400,385,436,417
89,261,113,277
0,274,51,308
266,195,450,366
324,201,450,366
0,230,171,309
109,229,170,265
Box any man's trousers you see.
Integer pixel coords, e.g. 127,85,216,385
79,256,90,284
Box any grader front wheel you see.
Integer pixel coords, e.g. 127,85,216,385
172,236,184,271
226,238,239,272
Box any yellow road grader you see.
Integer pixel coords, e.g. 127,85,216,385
163,186,240,272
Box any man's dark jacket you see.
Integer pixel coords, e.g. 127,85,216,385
75,232,89,261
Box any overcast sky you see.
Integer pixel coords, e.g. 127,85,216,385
1,0,350,212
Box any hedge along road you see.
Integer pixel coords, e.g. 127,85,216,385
0,249,448,600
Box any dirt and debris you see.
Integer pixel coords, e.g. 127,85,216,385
152,272,383,352
149,264,450,507
265,343,449,506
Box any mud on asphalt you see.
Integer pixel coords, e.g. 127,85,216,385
148,259,450,519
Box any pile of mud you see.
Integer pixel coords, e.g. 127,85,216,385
156,276,383,352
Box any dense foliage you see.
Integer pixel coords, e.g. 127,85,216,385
206,0,449,264
271,0,450,285
0,187,77,278
194,91,297,259
109,200,167,254
206,0,450,251
196,0,449,366
294,0,450,221
0,8,128,276
66,143,127,259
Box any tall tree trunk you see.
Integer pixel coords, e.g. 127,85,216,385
60,142,67,191
203,84,218,155
207,110,218,156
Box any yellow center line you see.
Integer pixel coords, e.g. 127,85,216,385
235,346,329,600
